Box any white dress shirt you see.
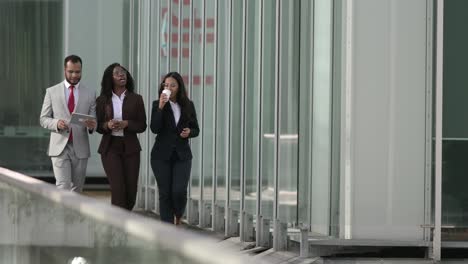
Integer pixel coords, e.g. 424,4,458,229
111,90,127,137
64,80,79,110
169,100,181,125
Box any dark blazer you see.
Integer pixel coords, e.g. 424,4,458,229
150,100,199,161
96,92,147,155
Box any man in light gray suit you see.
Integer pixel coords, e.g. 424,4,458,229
40,55,96,192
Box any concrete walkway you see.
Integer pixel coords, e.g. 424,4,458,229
83,190,468,264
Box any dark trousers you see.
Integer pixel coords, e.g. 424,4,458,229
101,136,140,210
151,151,191,223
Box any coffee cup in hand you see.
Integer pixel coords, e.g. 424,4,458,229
162,89,171,100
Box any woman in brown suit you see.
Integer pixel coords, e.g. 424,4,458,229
96,63,147,210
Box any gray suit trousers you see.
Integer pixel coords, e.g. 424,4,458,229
51,143,88,192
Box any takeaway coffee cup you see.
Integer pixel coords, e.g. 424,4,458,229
162,89,171,99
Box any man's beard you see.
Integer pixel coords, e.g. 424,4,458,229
66,77,80,85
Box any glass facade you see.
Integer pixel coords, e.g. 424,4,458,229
441,0,468,240
0,1,63,176
0,0,336,242
0,0,132,180
133,0,336,242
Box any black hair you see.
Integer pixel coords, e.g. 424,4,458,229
159,72,193,118
100,63,135,98
64,55,82,67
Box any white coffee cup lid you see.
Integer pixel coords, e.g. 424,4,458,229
162,89,171,97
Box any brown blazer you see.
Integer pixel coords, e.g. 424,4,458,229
96,92,147,155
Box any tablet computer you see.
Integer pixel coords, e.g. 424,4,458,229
70,113,96,126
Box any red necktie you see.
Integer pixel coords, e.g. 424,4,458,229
68,85,75,142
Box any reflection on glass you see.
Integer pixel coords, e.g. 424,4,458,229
160,0,170,74
243,0,261,216
180,0,191,99
190,0,204,204
229,0,244,214
145,0,164,213
179,0,192,217
260,0,277,220
215,0,230,209
169,0,180,71
297,0,313,227
310,0,333,235
442,141,468,232
278,0,300,225
203,0,216,223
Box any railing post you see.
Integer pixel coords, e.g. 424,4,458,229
257,215,271,247
273,219,287,251
299,223,310,258
241,211,255,242
226,208,239,237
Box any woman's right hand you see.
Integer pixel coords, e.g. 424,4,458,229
159,93,169,109
107,119,116,130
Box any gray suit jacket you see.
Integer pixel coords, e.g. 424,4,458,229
40,82,96,159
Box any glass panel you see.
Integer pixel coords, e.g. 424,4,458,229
310,0,333,235
0,0,135,182
0,171,242,264
229,0,244,214
78,0,130,178
169,0,180,71
330,0,344,238
160,0,170,74
134,0,149,210
190,0,204,208
441,0,468,240
297,0,313,227
147,1,163,212
203,0,216,223
178,0,192,219
180,0,191,92
260,0,277,220
0,1,62,175
215,0,230,209
179,0,193,217
243,0,261,216
277,0,300,225
127,0,138,72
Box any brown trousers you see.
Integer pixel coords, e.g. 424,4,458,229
101,136,140,210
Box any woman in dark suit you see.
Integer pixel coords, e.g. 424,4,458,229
150,72,199,224
96,63,147,210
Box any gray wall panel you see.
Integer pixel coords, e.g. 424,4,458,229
349,0,428,240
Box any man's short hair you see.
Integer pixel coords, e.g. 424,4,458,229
64,55,82,67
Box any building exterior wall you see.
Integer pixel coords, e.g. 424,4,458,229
340,0,431,240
